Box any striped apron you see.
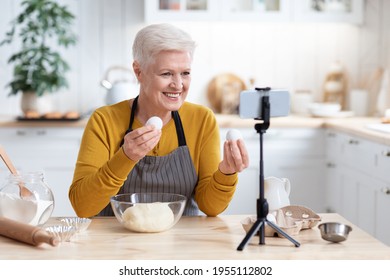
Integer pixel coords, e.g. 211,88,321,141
99,96,199,216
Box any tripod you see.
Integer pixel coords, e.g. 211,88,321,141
237,88,300,251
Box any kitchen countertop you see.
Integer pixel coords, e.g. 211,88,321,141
1,114,389,145
215,114,327,128
0,115,88,128
323,117,390,145
219,115,390,145
0,214,389,260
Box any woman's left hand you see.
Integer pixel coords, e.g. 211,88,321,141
218,139,249,174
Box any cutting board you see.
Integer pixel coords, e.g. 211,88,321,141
206,73,247,114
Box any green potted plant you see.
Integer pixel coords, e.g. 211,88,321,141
0,0,77,115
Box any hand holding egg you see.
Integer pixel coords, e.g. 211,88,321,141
219,128,249,174
122,116,162,162
226,129,243,141
145,116,163,130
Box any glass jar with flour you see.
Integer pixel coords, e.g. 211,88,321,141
0,171,54,226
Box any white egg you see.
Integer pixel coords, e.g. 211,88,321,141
226,129,243,141
145,116,163,130
267,213,276,224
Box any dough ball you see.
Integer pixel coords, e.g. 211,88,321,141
226,129,243,141
145,116,163,130
122,202,174,232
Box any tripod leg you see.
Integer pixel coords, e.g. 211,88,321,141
237,219,264,251
266,220,300,247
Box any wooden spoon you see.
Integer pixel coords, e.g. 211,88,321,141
0,145,34,200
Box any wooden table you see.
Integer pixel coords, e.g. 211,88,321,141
0,214,389,260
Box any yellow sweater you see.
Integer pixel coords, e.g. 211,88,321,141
69,100,238,217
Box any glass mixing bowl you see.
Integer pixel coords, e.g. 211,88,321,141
110,193,187,233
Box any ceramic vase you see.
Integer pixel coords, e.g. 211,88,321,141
21,91,53,115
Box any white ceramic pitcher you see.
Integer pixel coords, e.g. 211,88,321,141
264,176,291,212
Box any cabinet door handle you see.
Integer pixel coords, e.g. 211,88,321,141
381,151,390,157
16,130,27,136
381,187,390,195
326,162,336,168
348,139,359,145
36,130,47,136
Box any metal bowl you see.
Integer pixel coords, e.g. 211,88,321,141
318,222,352,243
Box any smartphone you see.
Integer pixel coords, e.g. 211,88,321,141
239,88,290,119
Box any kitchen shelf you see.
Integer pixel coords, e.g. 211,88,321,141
145,0,292,22
293,0,364,25
145,0,219,22
145,0,364,24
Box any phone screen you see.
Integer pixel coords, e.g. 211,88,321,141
239,89,290,119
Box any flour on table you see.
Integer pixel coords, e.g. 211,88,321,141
122,202,174,232
0,192,53,225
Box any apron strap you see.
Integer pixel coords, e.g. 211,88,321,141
172,111,186,147
121,95,186,147
128,95,138,133
120,96,138,146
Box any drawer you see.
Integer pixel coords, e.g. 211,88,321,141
374,143,390,182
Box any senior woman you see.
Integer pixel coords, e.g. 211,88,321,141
69,23,249,217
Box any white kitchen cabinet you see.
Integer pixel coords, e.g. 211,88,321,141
145,0,219,22
340,133,376,174
339,167,360,226
325,161,343,213
293,0,364,24
373,142,390,182
325,128,390,246
0,127,84,217
220,126,326,215
375,179,390,246
324,130,343,213
145,0,363,24
357,174,380,238
264,128,326,213
145,0,292,22
218,0,291,22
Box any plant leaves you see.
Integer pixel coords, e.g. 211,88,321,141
1,0,77,96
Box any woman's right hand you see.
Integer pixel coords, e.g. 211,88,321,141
122,126,162,161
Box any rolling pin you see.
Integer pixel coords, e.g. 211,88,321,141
0,217,59,246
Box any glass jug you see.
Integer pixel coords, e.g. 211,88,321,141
0,171,54,226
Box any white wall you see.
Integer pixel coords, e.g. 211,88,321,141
0,0,389,116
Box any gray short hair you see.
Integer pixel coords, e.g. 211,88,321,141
132,23,196,68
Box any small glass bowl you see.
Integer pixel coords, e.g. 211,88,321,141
44,225,77,242
59,217,91,233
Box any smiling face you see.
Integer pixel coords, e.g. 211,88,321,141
134,50,192,122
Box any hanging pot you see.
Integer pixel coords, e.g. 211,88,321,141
100,66,138,105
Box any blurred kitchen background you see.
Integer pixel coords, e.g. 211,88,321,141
0,0,389,117
2,1,390,246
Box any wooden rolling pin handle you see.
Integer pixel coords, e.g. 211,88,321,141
32,230,59,246
0,217,59,247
